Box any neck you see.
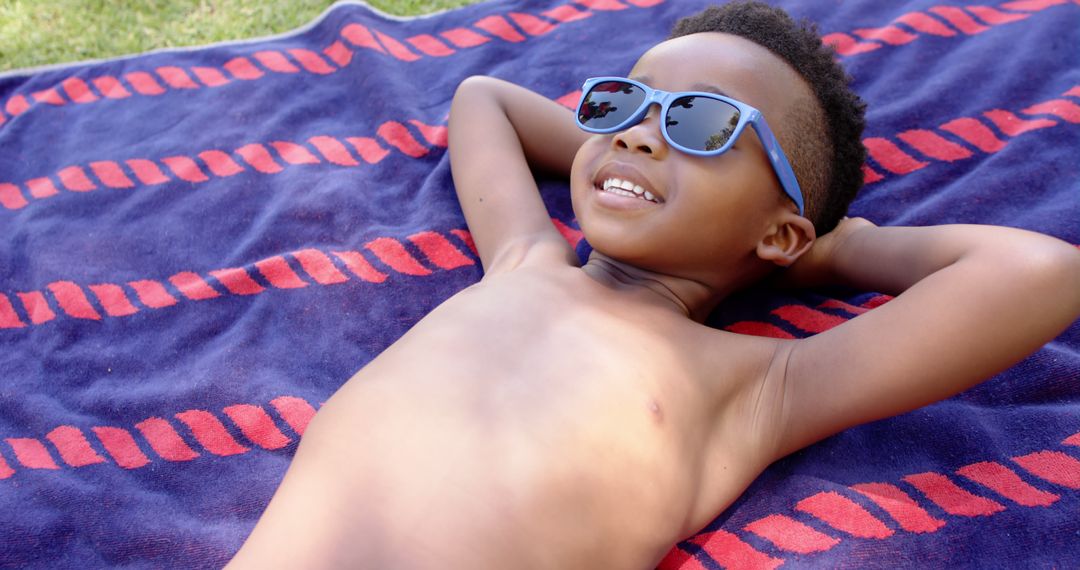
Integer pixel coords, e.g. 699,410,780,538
581,251,748,323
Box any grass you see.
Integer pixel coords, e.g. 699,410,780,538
0,0,486,72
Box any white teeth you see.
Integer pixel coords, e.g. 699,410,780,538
600,177,658,202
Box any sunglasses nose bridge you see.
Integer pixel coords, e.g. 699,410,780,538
645,88,666,106
632,89,668,125
641,88,669,117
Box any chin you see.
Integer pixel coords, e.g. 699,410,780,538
575,205,665,269
582,230,670,271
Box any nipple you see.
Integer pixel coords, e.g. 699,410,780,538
647,399,664,424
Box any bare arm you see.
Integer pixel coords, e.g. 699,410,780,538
769,218,1080,458
448,76,590,273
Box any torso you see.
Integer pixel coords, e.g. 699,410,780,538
243,260,784,569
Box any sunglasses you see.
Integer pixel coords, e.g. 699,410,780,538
574,77,804,215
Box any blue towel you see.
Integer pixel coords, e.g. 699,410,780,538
0,0,1077,567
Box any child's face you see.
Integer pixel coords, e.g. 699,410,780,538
570,32,813,279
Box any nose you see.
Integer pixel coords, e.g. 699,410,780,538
611,104,668,158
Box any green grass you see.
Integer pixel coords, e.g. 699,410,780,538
0,0,485,72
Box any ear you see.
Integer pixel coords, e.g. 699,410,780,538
756,213,816,267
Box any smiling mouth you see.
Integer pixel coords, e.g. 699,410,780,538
597,177,659,203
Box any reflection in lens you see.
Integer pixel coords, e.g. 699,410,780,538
666,96,740,152
578,81,645,129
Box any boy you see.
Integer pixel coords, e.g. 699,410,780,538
229,2,1080,568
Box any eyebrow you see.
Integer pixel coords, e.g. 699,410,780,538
690,83,730,98
628,75,730,98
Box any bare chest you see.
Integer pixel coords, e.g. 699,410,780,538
366,269,714,439
327,268,770,566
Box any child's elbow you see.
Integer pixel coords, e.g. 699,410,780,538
1020,239,1080,314
453,75,499,101
1060,244,1080,310
455,74,487,91
450,76,507,125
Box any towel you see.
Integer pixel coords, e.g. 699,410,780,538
0,0,1077,567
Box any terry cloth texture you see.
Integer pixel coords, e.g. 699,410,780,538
1,0,1078,567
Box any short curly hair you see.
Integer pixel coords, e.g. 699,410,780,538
670,1,866,235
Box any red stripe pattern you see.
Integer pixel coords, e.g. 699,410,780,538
0,294,26,328
135,418,200,462
903,472,1006,516
822,0,1072,56
294,249,349,285
5,438,60,469
850,482,945,533
128,280,179,309
0,454,14,479
57,166,97,191
17,291,55,325
255,257,308,289
795,491,894,538
771,305,848,333
1,120,446,210
1012,451,1080,489
687,530,783,570
46,426,107,468
223,405,291,450
175,410,250,456
169,272,221,301
210,268,266,296
862,85,1080,184
721,294,890,340
724,321,795,339
0,225,504,328
0,396,320,478
0,1,668,128
92,426,151,469
365,238,434,276
4,82,1073,212
408,232,475,270
47,281,102,320
332,250,388,284
88,283,139,317
956,461,1060,506
270,396,317,436
0,258,933,340
744,514,840,554
659,431,1079,568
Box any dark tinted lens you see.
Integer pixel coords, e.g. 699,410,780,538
665,96,741,152
577,81,646,130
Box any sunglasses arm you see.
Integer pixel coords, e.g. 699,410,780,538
748,116,805,216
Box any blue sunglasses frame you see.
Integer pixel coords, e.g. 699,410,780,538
575,76,805,215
